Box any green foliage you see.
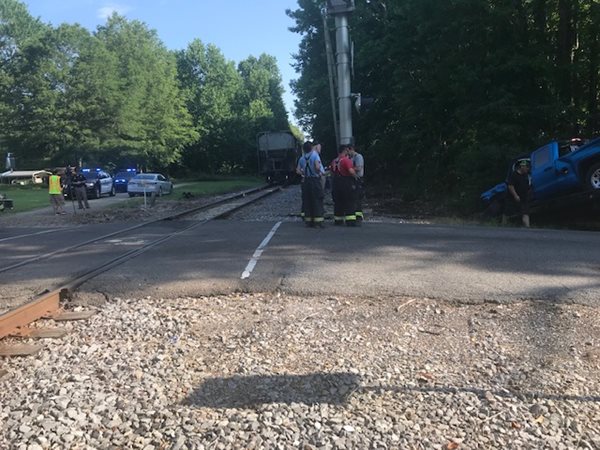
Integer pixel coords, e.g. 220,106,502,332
289,0,600,209
95,15,197,169
176,40,244,173
0,2,288,176
176,41,289,175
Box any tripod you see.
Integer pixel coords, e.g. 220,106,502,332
65,168,76,214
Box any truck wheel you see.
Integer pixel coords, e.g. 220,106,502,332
585,162,600,190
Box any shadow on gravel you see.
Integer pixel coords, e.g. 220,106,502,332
184,372,360,408
185,369,600,410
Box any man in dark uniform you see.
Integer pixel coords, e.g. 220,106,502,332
72,166,90,210
503,160,531,227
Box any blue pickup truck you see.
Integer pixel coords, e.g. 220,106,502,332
481,137,600,214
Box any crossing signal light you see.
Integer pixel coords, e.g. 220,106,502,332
354,94,375,113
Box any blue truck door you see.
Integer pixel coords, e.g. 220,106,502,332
531,143,558,201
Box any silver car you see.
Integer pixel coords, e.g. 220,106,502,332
127,173,173,197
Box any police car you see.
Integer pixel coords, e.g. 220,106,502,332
64,168,115,199
113,168,137,193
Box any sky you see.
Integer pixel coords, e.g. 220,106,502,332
21,0,304,123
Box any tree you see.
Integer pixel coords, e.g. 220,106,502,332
289,0,600,208
95,14,196,168
0,0,50,163
176,40,243,173
288,0,336,156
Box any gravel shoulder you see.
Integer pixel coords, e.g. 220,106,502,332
1,293,599,449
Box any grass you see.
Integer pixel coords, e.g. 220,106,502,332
0,176,265,214
0,183,51,213
170,176,264,198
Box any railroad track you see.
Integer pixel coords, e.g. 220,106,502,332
0,185,280,356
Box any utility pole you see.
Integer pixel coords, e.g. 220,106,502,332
326,0,355,146
323,13,340,149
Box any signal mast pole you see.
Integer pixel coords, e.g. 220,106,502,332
326,0,355,146
323,13,340,149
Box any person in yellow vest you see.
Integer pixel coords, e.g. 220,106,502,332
48,170,67,215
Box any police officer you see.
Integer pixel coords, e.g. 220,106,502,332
296,141,325,227
347,145,365,222
72,166,90,209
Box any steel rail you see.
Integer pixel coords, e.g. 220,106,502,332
0,185,269,275
0,186,281,339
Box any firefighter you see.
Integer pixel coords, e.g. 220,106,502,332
297,141,325,227
347,144,365,221
332,144,358,226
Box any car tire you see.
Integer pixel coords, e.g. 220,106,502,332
157,187,163,197
110,185,116,196
92,185,100,199
585,162,600,190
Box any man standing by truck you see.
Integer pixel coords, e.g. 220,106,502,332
503,160,531,228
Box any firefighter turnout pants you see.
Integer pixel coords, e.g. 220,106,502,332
355,178,364,220
302,176,324,224
332,175,357,225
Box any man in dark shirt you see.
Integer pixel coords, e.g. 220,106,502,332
503,160,531,227
72,166,90,210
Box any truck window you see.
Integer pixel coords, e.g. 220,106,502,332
558,144,572,157
533,146,552,167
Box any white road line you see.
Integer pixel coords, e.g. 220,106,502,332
241,221,282,280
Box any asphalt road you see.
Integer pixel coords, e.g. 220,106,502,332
88,220,600,304
2,216,599,310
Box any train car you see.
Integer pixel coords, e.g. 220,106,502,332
257,131,301,184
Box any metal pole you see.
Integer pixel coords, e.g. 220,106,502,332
323,13,340,149
334,14,353,145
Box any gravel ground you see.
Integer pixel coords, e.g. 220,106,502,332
1,293,599,449
228,184,424,225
